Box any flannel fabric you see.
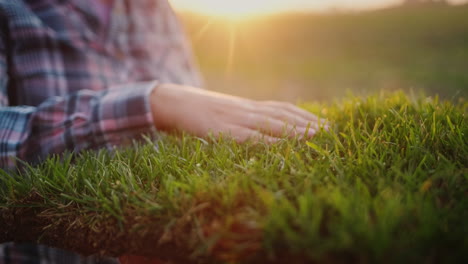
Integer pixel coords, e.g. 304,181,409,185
0,0,202,170
0,0,202,262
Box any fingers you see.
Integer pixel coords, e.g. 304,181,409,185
241,113,316,138
230,100,330,139
224,124,281,143
262,101,318,121
252,105,311,128
261,101,329,130
249,103,327,133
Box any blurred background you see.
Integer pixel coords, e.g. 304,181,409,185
169,0,468,102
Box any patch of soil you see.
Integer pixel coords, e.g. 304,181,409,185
0,190,322,263
0,191,202,263
0,191,271,263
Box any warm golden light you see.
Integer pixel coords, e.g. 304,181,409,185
170,0,283,19
171,0,468,17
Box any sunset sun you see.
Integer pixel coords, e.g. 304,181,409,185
170,0,282,19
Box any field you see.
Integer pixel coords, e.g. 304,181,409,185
181,4,468,101
1,4,468,264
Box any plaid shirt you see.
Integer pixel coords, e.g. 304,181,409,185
0,0,202,262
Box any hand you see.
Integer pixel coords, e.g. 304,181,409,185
150,84,328,143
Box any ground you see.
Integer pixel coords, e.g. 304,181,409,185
1,92,467,263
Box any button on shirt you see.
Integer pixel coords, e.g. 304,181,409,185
0,0,202,262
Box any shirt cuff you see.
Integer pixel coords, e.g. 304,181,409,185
92,81,158,148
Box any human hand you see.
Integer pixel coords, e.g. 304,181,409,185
150,84,328,143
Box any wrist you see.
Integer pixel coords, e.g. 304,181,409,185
150,83,178,131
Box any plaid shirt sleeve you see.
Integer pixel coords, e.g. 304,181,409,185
0,32,157,170
0,0,204,172
0,76,157,171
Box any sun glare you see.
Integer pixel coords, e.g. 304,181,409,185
170,0,281,20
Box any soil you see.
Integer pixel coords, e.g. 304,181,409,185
0,191,201,263
0,191,318,264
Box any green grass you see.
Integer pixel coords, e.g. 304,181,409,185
1,92,467,263
181,4,468,101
